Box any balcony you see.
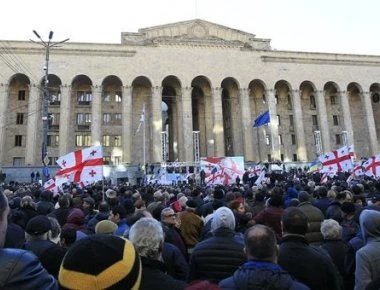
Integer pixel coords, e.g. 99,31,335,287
76,124,91,131
49,124,60,131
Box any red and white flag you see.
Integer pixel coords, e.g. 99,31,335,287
352,161,364,177
43,178,57,192
249,165,262,178
363,154,380,179
320,173,328,184
255,169,267,185
319,145,353,173
55,145,104,186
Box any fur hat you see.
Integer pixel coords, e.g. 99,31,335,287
59,235,141,290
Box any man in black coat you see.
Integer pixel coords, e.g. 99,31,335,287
188,206,246,284
219,224,309,290
278,207,341,290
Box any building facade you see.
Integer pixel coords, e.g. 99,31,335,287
0,19,379,169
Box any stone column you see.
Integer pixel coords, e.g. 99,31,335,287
340,90,354,146
0,84,8,164
25,84,40,165
59,85,71,156
315,90,330,152
212,87,225,157
151,86,163,163
204,92,214,156
91,85,102,145
122,85,132,163
240,88,254,161
181,86,194,162
265,89,280,160
362,91,378,154
291,90,307,161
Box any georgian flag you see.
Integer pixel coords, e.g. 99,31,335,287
319,145,353,173
255,168,267,185
352,161,364,177
55,145,104,186
363,154,380,178
249,165,262,178
43,178,58,192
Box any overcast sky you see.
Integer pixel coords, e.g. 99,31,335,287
1,0,378,55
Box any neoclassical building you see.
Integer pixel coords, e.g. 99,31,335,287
0,19,379,169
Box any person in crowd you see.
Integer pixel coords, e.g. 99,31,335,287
62,207,90,235
340,201,359,242
82,196,96,224
161,207,188,260
17,195,38,228
37,190,55,215
129,217,187,290
313,186,330,215
320,219,351,289
297,191,324,245
355,210,380,290
87,200,111,233
228,198,252,233
0,190,57,289
109,205,129,236
188,206,246,283
326,191,347,223
219,224,309,289
253,187,284,241
48,194,71,227
95,219,118,235
59,234,141,289
278,207,340,290
179,199,203,253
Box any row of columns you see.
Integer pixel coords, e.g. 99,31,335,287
0,84,378,166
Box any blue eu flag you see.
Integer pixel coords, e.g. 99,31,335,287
253,110,270,127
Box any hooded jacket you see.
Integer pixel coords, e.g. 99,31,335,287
355,210,380,290
219,260,309,290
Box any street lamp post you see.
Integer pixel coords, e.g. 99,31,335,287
31,31,69,184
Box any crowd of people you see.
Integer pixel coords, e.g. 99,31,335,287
0,171,380,289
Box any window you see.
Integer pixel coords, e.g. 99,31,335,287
293,154,298,161
278,134,283,145
49,113,60,127
267,154,272,162
333,115,339,126
114,113,122,125
102,91,111,102
103,156,111,165
16,113,24,124
75,135,91,147
114,136,122,147
77,91,92,103
266,135,271,145
277,115,281,126
336,134,342,145
291,134,296,145
280,154,284,162
310,95,316,109
18,90,26,101
77,113,91,125
289,115,294,127
47,135,59,147
103,113,111,124
115,92,122,103
275,94,279,104
330,95,337,105
287,94,292,109
50,90,61,104
113,156,121,165
13,157,24,166
48,157,58,165
312,115,318,127
15,135,23,146
103,135,110,147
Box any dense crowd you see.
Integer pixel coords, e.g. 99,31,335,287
0,171,380,290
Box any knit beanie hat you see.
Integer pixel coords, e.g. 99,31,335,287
211,206,235,232
59,235,141,290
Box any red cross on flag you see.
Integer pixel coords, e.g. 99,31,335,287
43,178,58,193
318,145,354,174
352,161,364,177
363,154,380,178
55,145,104,186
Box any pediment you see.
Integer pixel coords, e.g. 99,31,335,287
121,19,271,50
